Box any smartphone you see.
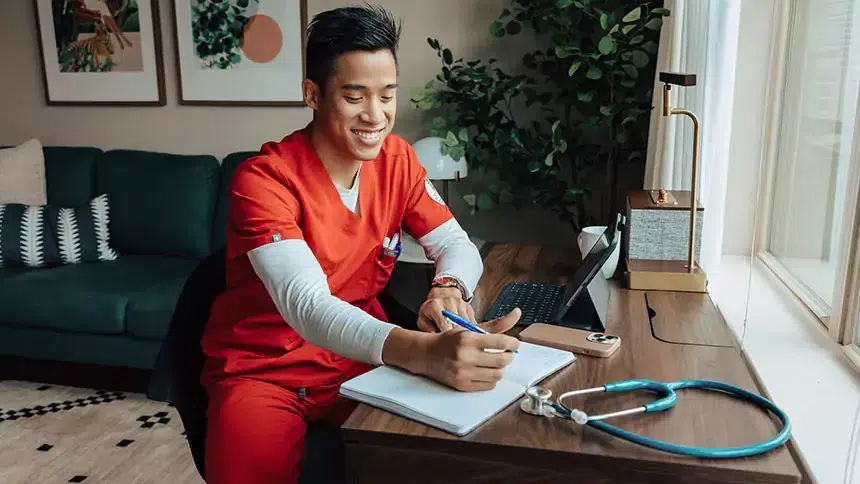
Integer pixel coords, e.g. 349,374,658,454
518,323,621,358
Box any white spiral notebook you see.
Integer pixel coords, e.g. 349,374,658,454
339,341,576,436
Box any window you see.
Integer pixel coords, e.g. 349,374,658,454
758,0,860,336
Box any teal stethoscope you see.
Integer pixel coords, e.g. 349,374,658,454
520,379,791,459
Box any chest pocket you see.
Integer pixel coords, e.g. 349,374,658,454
366,226,401,300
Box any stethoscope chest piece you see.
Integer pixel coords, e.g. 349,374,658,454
521,386,554,417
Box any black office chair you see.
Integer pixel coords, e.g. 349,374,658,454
147,249,423,483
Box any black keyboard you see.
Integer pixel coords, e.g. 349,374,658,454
484,282,564,324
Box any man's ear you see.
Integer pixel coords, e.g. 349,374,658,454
302,79,320,110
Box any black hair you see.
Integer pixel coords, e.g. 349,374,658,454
305,4,402,89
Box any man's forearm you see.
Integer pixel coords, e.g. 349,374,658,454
249,239,398,365
380,327,432,373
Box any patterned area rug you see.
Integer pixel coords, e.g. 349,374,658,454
0,380,203,484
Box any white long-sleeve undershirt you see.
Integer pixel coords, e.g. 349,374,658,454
247,177,483,365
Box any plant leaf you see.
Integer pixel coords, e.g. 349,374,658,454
600,13,609,30
458,127,468,141
506,20,522,35
577,91,593,102
528,161,541,172
489,20,504,37
622,116,637,126
630,35,644,45
477,193,494,210
620,79,636,88
586,67,603,79
609,24,619,34
622,24,635,35
556,0,575,7
631,50,650,68
445,131,458,146
621,64,638,78
443,49,453,65
652,7,671,16
568,61,582,76
645,17,663,30
598,35,615,55
642,40,659,53
544,152,555,166
622,6,641,22
555,45,579,58
600,105,612,116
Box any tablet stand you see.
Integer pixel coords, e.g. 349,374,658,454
556,265,610,332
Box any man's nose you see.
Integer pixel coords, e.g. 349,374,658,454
361,100,386,125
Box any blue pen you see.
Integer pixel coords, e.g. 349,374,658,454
441,310,518,353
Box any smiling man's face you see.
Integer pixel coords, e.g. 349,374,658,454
305,49,398,162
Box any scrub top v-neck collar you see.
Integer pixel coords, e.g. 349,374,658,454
298,128,373,224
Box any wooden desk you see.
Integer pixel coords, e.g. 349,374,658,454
342,244,808,484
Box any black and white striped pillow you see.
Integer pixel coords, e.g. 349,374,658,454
0,194,119,269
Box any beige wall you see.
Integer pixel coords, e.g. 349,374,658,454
0,0,519,156
0,0,577,242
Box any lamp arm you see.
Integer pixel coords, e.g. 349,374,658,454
662,83,701,272
674,108,700,272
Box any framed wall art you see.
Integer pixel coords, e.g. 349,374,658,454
33,0,166,105
172,0,307,106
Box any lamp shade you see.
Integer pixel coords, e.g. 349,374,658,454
412,137,468,180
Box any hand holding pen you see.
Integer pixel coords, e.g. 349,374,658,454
442,309,520,354
410,308,521,391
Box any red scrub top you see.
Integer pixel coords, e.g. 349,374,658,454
200,127,454,389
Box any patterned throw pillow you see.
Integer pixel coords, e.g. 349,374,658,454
0,194,119,269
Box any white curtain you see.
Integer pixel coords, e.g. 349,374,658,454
643,0,742,273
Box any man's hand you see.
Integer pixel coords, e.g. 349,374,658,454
420,326,520,391
382,308,523,392
417,286,475,333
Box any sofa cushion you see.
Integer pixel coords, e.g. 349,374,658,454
212,151,257,251
0,194,119,268
0,138,46,206
43,146,100,207
0,267,30,283
0,255,196,335
125,276,191,340
98,150,220,259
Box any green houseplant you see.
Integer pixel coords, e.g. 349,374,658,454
411,0,669,232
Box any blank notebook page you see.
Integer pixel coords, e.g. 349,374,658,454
339,341,575,435
504,341,576,387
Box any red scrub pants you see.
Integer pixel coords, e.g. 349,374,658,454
204,374,362,484
202,300,385,483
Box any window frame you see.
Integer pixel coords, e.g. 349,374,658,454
831,96,860,347
755,0,860,339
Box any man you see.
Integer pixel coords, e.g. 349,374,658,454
200,5,521,484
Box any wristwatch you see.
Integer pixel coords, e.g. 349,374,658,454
431,276,471,302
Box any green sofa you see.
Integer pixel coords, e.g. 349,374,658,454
0,146,256,370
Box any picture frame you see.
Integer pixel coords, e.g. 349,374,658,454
172,0,308,106
32,0,167,106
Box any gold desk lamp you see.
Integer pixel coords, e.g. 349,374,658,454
625,72,707,293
